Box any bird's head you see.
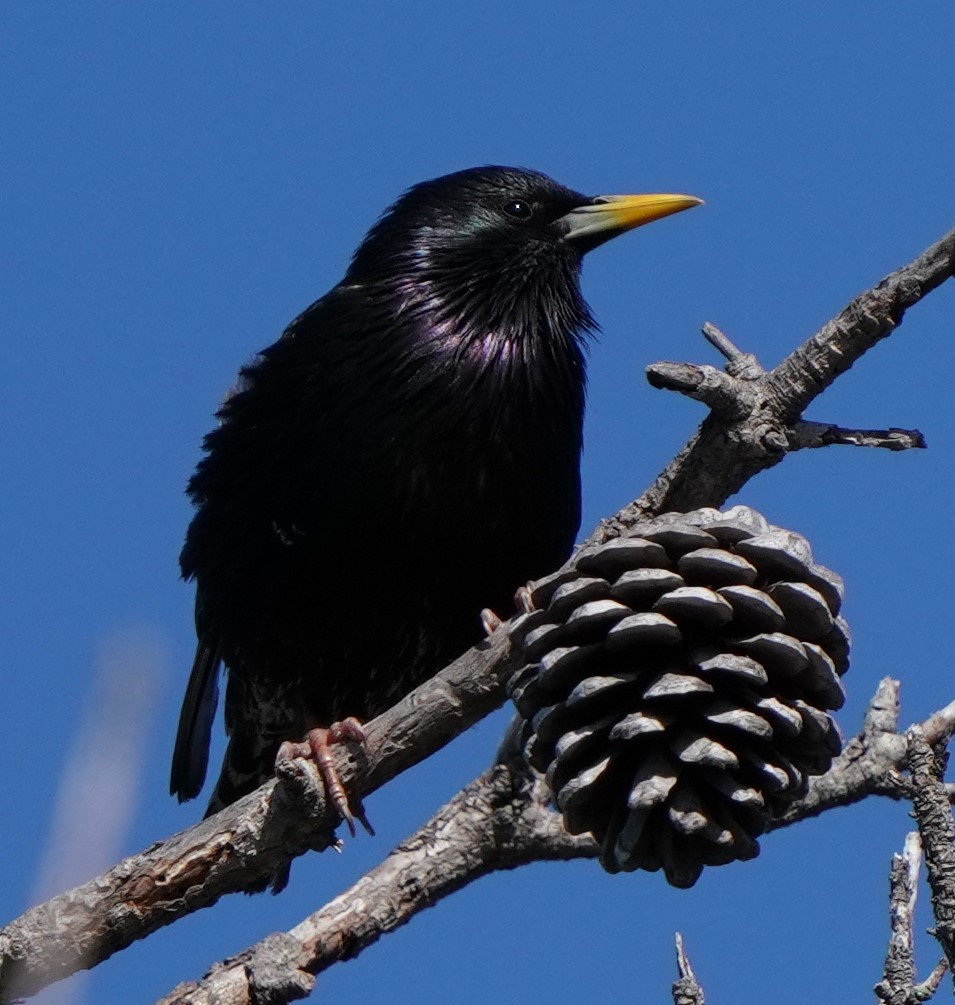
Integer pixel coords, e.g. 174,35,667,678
345,165,701,344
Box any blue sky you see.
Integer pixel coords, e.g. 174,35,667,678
3,3,955,1002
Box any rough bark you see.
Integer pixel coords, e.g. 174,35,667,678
874,832,949,1004
907,728,955,974
147,682,955,1005
155,766,590,1005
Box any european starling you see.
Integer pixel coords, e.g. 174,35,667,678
170,166,701,828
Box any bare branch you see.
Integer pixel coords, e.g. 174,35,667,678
875,832,924,1004
770,678,905,829
700,321,765,379
150,681,955,1005
772,686,955,831
921,705,955,750
645,361,755,420
153,764,591,1005
768,228,955,415
599,222,955,538
907,728,955,975
672,933,706,1005
787,421,926,452
0,632,517,1003
874,829,949,1003
914,961,951,1002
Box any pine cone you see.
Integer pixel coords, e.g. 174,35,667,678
506,506,849,888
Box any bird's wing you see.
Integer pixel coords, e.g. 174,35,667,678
169,638,221,801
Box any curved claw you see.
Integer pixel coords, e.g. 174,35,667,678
515,584,535,614
277,718,374,837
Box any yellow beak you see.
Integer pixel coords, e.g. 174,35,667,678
560,193,703,251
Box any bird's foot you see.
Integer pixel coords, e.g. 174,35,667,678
480,607,503,636
515,584,536,614
482,586,536,637
276,717,374,837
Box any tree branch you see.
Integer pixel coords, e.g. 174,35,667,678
907,728,955,975
768,230,955,416
672,933,706,1005
770,682,955,831
149,680,955,1005
0,632,518,1003
598,222,955,538
786,421,926,452
154,765,591,1005
876,832,924,1003
875,831,949,1004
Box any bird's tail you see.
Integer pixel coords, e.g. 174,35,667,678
173,647,293,891
170,642,222,802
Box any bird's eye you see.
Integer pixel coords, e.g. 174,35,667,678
503,200,533,220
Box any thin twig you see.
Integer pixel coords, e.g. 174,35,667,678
913,961,950,1002
672,933,706,1005
788,421,926,452
875,832,923,1004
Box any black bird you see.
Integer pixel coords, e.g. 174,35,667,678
171,166,701,827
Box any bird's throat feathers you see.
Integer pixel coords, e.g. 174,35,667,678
368,220,592,371
363,256,593,445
